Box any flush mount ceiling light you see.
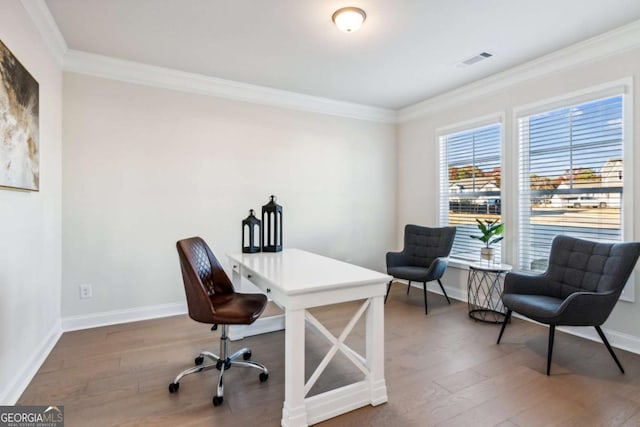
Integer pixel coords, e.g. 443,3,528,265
332,7,366,33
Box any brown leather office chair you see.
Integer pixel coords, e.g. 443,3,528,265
168,237,269,406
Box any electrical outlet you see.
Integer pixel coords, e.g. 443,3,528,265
79,284,92,299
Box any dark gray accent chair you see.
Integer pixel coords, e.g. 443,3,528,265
497,235,640,375
385,225,456,314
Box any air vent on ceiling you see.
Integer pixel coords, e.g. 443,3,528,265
456,51,493,68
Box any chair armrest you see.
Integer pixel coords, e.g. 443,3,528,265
556,291,619,326
503,271,551,295
386,251,410,269
425,257,449,280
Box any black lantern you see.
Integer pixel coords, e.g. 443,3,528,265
242,209,261,253
262,195,283,252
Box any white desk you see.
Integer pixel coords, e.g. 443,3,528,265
227,249,390,427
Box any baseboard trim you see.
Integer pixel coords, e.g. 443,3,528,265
61,302,187,332
401,279,640,355
558,325,640,356
10,287,640,406
1,320,63,405
394,279,468,304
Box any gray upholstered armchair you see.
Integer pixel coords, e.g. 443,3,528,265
385,225,456,314
497,235,640,375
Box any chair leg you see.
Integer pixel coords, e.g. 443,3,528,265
497,309,512,344
422,282,428,315
199,351,220,363
547,325,556,376
595,326,625,374
407,280,412,295
215,359,226,400
437,279,451,304
384,280,393,304
170,362,217,385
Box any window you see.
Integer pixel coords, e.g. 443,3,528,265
518,94,625,272
439,122,502,261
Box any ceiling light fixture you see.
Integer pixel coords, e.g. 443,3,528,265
332,7,366,33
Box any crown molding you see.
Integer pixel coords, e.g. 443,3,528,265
22,0,640,125
397,19,640,123
21,0,395,123
20,0,68,64
63,49,397,123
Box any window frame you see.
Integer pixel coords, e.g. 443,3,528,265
436,113,506,263
513,78,634,301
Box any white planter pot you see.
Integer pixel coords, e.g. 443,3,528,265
480,247,495,261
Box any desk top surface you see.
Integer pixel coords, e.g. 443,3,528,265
228,249,391,295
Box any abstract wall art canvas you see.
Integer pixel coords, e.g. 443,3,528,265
0,39,39,191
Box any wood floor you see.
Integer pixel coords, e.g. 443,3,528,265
19,284,640,426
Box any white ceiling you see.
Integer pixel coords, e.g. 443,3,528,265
45,0,640,109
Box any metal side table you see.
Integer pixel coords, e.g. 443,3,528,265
467,261,512,324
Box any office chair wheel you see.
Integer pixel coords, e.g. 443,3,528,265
243,351,252,360
194,356,204,366
259,372,269,382
212,395,223,406
168,382,179,393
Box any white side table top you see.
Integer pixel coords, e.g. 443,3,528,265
468,260,513,273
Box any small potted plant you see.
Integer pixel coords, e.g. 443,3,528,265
470,218,504,261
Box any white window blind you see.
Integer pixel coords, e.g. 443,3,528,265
518,95,624,272
439,123,502,261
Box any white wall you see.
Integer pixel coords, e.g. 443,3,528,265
397,46,640,343
61,73,396,318
0,2,63,404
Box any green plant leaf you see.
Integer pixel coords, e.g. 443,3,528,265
490,236,504,245
492,223,505,235
475,218,488,234
470,234,490,243
470,217,505,248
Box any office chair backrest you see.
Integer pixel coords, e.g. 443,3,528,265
177,237,234,322
403,225,456,268
546,235,640,298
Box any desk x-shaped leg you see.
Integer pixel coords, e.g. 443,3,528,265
304,299,370,396
281,296,387,427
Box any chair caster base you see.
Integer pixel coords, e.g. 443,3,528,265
213,395,223,406
168,382,179,393
216,358,232,370
259,372,269,382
